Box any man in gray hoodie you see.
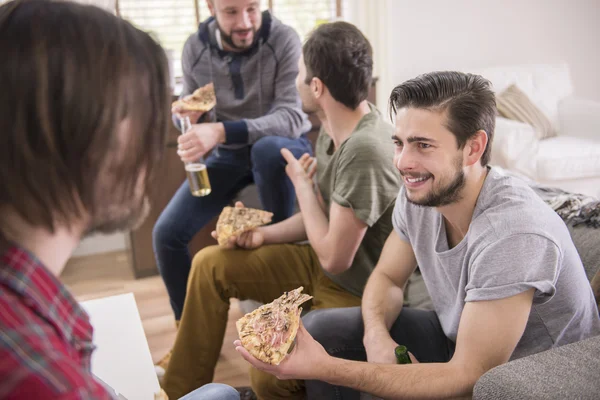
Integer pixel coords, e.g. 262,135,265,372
152,0,312,362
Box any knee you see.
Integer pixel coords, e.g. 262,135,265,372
152,214,174,247
250,136,285,171
189,246,224,281
153,210,190,250
303,307,362,351
186,383,239,400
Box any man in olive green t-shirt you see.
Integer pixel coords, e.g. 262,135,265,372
161,22,400,400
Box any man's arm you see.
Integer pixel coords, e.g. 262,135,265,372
260,213,307,244
238,288,535,400
284,157,367,275
362,231,417,362
319,288,535,399
302,193,368,275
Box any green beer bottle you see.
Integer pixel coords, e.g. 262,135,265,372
395,345,412,364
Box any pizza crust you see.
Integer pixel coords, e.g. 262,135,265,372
172,82,216,112
216,206,273,246
236,287,313,365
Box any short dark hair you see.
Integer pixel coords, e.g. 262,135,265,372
0,0,171,232
303,21,372,109
389,71,496,166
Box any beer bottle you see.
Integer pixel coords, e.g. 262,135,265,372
395,345,412,364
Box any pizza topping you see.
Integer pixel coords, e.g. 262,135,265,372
216,206,273,246
172,82,216,112
236,287,313,365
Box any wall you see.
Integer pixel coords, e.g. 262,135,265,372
376,0,600,112
72,233,128,257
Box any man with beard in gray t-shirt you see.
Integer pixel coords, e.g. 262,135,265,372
235,71,600,400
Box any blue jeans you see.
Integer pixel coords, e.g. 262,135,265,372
153,135,312,319
179,383,239,400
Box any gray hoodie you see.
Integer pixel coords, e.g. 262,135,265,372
178,11,311,148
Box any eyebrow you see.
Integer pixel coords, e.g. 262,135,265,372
391,135,437,144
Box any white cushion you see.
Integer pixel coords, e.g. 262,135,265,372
491,117,539,173
536,136,600,181
469,63,573,131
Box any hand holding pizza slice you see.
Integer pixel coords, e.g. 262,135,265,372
236,287,313,365
215,205,273,247
172,82,217,113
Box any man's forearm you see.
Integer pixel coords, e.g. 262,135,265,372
294,181,332,260
362,271,405,338
320,357,476,400
261,213,307,245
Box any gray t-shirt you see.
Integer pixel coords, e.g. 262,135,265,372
392,167,600,360
316,105,400,297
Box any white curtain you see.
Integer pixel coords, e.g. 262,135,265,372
345,0,392,114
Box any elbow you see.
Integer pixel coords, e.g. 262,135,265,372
319,256,353,276
448,358,489,396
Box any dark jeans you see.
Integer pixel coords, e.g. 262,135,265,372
303,306,455,399
153,134,312,319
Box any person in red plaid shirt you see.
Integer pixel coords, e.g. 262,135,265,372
0,1,240,399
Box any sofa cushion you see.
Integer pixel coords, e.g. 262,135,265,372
473,334,600,400
497,84,556,139
471,63,573,131
536,136,600,180
567,223,600,311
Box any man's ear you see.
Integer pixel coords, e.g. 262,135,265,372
207,0,215,16
311,77,325,100
464,130,488,166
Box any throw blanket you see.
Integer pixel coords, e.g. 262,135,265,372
494,167,600,228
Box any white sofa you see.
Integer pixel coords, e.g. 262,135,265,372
470,63,600,199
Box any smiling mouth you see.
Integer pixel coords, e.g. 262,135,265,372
405,176,429,183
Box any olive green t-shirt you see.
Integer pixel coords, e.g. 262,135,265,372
316,105,400,296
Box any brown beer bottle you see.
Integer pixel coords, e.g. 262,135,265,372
395,345,412,364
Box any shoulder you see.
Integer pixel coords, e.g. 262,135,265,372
183,31,205,57
266,17,301,50
342,115,395,161
0,290,108,399
471,169,570,246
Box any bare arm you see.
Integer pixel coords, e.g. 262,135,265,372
260,213,307,245
321,289,535,399
296,179,368,275
362,232,417,362
281,149,368,275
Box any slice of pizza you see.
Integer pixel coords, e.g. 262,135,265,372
236,287,313,365
216,206,273,246
172,82,216,112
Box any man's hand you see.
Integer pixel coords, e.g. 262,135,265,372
281,149,316,188
177,122,225,163
234,320,330,381
172,96,205,123
211,202,265,250
363,331,400,364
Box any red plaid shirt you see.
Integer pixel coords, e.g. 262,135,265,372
0,243,114,399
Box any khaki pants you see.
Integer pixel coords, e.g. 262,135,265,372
162,244,362,400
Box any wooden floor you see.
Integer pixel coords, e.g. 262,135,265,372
61,250,250,388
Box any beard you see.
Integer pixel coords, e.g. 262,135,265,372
85,195,150,236
216,20,257,50
404,155,466,207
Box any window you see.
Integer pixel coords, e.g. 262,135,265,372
117,0,344,79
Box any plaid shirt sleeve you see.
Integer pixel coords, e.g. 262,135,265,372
0,291,115,400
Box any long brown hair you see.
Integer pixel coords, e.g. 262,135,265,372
0,0,171,232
